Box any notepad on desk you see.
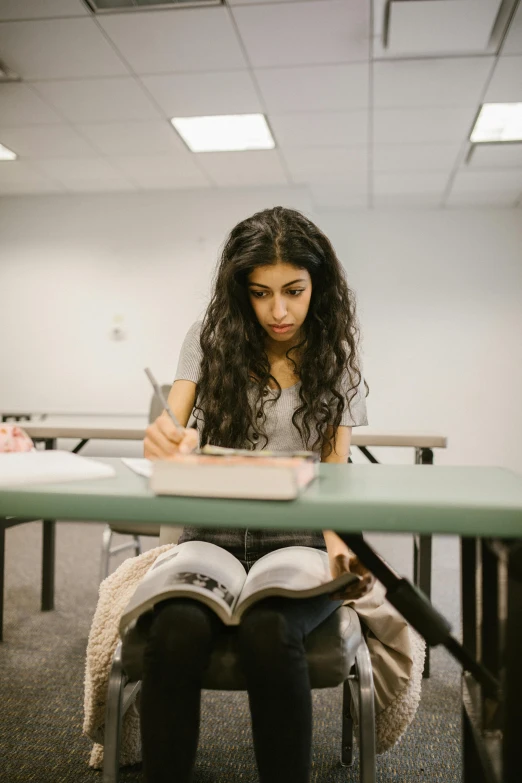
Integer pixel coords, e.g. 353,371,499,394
0,450,116,487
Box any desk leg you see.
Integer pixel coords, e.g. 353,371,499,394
0,523,5,642
41,521,55,612
41,438,57,612
504,542,522,782
415,447,433,677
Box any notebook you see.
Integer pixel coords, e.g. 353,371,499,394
0,450,116,487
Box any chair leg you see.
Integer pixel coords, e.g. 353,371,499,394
103,642,125,783
133,535,142,557
100,525,113,584
341,677,355,766
355,642,376,783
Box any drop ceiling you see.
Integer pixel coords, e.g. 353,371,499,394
0,0,520,209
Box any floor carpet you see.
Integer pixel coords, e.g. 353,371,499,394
0,523,462,782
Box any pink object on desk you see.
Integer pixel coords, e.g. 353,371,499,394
0,424,34,453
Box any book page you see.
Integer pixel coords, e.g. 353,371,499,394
120,541,247,630
236,546,335,608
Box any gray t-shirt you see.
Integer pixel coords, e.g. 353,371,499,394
175,320,368,454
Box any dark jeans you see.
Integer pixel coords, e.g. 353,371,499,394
140,592,342,783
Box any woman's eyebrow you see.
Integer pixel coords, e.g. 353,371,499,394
248,278,307,289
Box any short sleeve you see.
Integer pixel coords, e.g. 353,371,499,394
339,367,368,427
174,321,203,384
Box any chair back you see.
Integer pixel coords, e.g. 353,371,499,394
148,384,172,424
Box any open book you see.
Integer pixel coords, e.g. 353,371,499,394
120,540,359,630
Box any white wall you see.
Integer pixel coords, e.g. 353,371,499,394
320,210,522,472
1,190,521,472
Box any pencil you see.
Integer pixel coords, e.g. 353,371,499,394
144,368,184,434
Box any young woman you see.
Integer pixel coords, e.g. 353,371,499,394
142,206,374,783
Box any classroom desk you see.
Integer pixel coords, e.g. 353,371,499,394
15,415,447,454
3,414,447,676
0,459,521,782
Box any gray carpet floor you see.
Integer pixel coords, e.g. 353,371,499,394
0,523,462,782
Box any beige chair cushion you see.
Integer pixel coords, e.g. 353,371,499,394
122,604,362,690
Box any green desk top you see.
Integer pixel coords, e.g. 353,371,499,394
1,459,521,537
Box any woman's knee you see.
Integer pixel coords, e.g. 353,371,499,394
145,599,218,667
237,605,305,670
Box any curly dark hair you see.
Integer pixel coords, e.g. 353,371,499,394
193,206,368,457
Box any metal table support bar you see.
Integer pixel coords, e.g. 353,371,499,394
355,443,434,677
337,533,500,700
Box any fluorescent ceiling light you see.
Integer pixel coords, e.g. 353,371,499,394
0,142,17,160
470,103,522,143
171,114,275,153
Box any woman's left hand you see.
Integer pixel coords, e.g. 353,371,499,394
328,551,376,601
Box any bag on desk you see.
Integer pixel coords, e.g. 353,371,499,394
0,424,34,453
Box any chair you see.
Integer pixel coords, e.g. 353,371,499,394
99,385,183,582
102,604,376,783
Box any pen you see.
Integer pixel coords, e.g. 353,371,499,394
144,367,184,434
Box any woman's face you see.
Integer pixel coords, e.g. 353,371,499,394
247,263,312,344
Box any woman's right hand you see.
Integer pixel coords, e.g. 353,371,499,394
144,413,199,460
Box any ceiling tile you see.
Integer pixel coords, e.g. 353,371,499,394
373,57,494,108
196,150,288,187
282,147,367,184
466,143,522,169
502,3,522,55
0,159,64,193
0,18,128,79
269,111,367,147
373,171,449,195
373,107,475,145
98,8,247,74
0,1,88,19
231,0,369,68
0,124,99,158
373,144,461,172
449,168,522,193
141,71,263,118
111,155,211,189
256,64,369,113
228,0,321,4
0,83,63,126
32,78,161,123
34,157,136,191
484,56,522,102
374,0,502,58
77,120,186,156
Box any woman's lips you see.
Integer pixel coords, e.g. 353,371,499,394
270,324,293,333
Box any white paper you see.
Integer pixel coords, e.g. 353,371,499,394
0,450,115,487
121,458,153,478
